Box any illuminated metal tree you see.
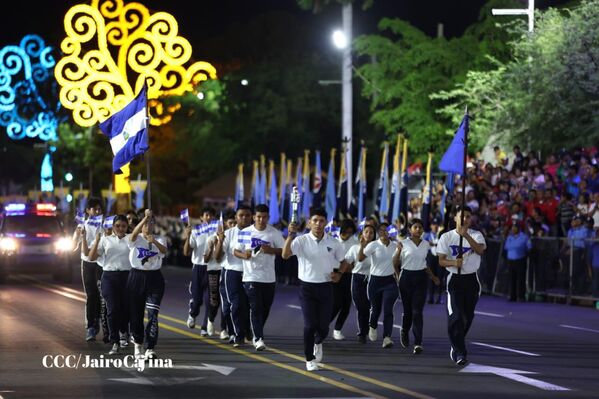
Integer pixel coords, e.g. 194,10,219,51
55,0,217,128
0,34,63,192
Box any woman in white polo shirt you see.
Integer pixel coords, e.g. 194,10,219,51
344,224,375,343
358,222,399,348
392,218,440,355
89,215,131,355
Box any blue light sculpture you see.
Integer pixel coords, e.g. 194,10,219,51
0,34,63,191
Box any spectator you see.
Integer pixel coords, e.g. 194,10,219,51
565,215,592,295
512,145,524,171
558,193,576,236
504,224,531,302
494,146,508,167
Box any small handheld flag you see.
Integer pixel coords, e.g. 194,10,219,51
99,84,149,174
103,216,116,229
75,211,85,225
180,209,190,225
386,224,398,239
87,215,103,228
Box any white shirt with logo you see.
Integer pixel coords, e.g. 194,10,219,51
128,235,166,271
222,226,244,272
240,225,285,283
291,232,345,283
436,229,486,275
96,234,132,272
363,239,398,277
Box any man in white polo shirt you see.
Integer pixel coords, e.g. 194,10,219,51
282,208,349,371
235,204,285,351
437,205,486,366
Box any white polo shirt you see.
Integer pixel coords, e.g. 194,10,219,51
189,230,210,266
96,234,132,271
436,229,486,275
80,219,101,263
222,226,244,272
240,225,285,283
344,244,371,275
399,238,430,271
290,232,345,283
128,235,166,271
338,235,359,257
363,239,398,277
205,235,222,271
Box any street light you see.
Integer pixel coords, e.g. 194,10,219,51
332,30,347,49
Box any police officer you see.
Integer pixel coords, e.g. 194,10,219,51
437,206,486,365
282,208,349,371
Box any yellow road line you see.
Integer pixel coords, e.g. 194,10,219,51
24,277,434,399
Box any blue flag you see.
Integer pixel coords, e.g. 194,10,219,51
99,84,149,174
439,115,468,174
180,209,190,224
325,150,337,220
268,167,280,225
103,215,116,229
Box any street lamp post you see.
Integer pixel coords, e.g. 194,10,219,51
332,2,353,212
492,0,535,32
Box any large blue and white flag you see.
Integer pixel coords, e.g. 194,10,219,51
99,84,149,174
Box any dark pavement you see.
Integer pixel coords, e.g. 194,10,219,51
1,265,598,398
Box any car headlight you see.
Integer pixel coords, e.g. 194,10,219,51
55,237,74,252
0,237,18,252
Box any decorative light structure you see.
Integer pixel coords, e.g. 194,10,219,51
0,34,62,192
55,0,218,128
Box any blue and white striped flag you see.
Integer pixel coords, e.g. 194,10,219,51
75,211,85,225
180,209,190,224
238,230,252,246
324,219,340,239
99,84,149,174
103,216,116,229
358,218,366,232
387,224,398,239
87,214,103,227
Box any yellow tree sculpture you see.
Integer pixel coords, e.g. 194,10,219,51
55,0,217,194
55,0,217,128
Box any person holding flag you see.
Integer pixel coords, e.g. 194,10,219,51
330,219,357,340
127,209,168,360
235,204,285,351
436,112,486,366
74,197,109,343
392,218,440,355
183,207,217,335
203,213,227,337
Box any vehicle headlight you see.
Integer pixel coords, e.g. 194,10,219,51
0,237,18,252
55,237,74,252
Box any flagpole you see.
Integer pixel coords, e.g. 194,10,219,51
458,106,469,275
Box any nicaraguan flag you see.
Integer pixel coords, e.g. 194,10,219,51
357,218,366,232
75,211,85,225
103,216,116,229
99,84,149,174
87,214,103,227
386,224,398,239
180,209,190,224
238,230,252,246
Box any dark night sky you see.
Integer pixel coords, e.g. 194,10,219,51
0,0,571,65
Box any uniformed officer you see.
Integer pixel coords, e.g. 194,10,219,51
282,208,349,371
436,206,486,365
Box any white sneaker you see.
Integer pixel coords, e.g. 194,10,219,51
219,330,229,340
119,333,129,347
382,337,394,348
108,343,119,355
313,343,323,363
333,330,345,340
255,338,266,351
413,345,423,354
134,343,144,360
187,315,196,329
200,329,208,336
306,360,319,371
207,320,214,336
368,327,377,342
144,349,157,360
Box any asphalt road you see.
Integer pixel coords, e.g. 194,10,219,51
1,265,598,399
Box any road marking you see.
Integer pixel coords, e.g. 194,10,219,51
27,278,433,399
109,376,206,385
471,342,540,357
474,311,504,318
559,324,599,334
286,304,301,309
460,363,570,391
171,363,235,375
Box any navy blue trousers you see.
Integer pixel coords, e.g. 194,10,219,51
81,260,108,337
398,269,428,345
100,270,129,344
299,281,333,361
351,273,370,338
189,264,209,329
127,269,165,349
446,272,480,358
223,270,248,340
331,273,352,330
244,282,275,341
367,275,399,338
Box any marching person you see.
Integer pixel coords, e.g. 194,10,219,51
203,219,226,337
74,197,108,342
331,219,358,340
127,209,168,360
184,207,216,335
235,204,285,351
282,208,349,371
216,211,237,340
358,222,399,348
437,205,486,366
392,218,440,355
216,206,253,346
88,215,132,355
344,224,375,343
